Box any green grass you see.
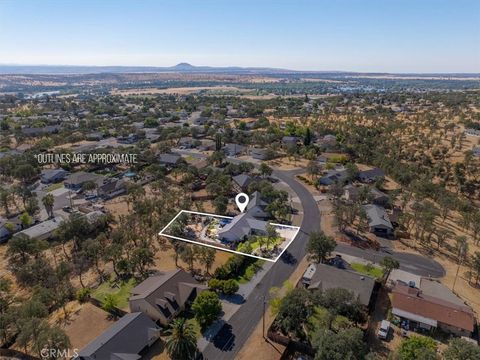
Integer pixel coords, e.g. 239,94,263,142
237,260,264,284
91,278,137,309
46,182,64,192
249,236,283,251
351,263,384,279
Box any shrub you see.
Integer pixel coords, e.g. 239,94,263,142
221,279,239,295
76,288,91,303
208,278,239,295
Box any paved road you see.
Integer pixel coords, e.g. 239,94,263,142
201,170,320,360
201,167,445,359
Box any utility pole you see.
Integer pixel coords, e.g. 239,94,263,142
262,295,266,340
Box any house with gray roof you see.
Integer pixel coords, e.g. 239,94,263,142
40,168,69,184
250,147,271,160
15,216,63,241
64,172,105,191
305,263,377,308
97,178,127,199
246,191,270,219
282,136,300,146
129,269,207,326
318,168,348,186
358,168,385,183
158,153,182,167
75,312,160,360
363,204,394,237
223,143,245,157
232,174,253,191
0,216,23,243
217,212,268,243
465,128,480,137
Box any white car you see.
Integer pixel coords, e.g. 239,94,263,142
378,320,390,340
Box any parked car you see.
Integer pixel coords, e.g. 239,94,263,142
378,320,390,340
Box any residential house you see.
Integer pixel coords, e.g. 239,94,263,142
178,137,195,149
40,168,69,184
129,269,207,326
465,128,480,137
304,263,377,308
158,153,182,167
318,168,348,186
245,191,270,219
391,282,475,337
117,134,139,144
97,178,127,199
223,143,245,157
198,139,215,151
358,168,385,183
193,116,208,126
250,147,271,160
363,204,394,237
316,134,337,149
232,174,253,192
85,132,104,141
217,211,268,242
21,125,61,137
0,216,23,243
473,146,480,157
282,136,300,146
343,185,390,206
64,172,105,191
15,216,63,241
75,312,160,360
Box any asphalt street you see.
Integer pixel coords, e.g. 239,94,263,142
201,167,445,360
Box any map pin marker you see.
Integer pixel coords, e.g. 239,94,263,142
235,193,250,213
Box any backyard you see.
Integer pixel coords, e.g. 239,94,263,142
351,262,384,279
91,277,137,310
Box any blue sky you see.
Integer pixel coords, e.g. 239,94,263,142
0,0,479,72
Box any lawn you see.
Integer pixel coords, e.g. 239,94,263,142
91,278,137,310
351,262,384,279
249,236,283,251
46,182,64,192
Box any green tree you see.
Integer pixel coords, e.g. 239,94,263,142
259,163,273,178
213,195,228,215
102,294,119,316
19,211,33,227
198,247,216,275
276,288,314,337
191,290,222,328
304,127,312,146
443,338,480,360
165,318,198,360
42,194,55,219
398,335,437,360
307,231,336,264
380,256,400,281
312,327,366,360
265,223,278,250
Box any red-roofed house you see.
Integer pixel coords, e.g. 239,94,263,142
391,282,475,337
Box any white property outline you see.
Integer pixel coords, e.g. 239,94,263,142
159,209,300,263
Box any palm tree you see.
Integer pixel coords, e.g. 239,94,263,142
42,194,55,219
165,318,198,360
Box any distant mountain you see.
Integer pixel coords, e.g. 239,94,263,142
0,63,477,77
0,63,298,75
